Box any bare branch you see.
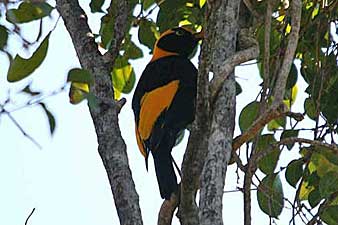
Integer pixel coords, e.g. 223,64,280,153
242,0,263,20
232,102,304,153
233,103,287,151
158,192,179,225
25,208,35,225
5,112,42,149
262,0,272,101
272,0,302,103
254,137,338,165
102,0,129,67
210,30,259,100
180,37,211,225
210,45,259,100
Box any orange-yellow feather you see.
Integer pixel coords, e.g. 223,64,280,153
136,80,180,156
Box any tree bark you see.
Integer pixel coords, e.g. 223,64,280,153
199,0,240,225
55,1,143,224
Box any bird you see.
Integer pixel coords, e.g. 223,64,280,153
132,27,203,200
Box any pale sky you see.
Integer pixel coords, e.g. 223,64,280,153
0,1,319,225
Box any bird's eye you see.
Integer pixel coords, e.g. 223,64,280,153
175,29,185,36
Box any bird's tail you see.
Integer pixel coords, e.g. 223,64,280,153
152,136,178,200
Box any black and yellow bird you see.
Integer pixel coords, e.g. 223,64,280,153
132,27,203,200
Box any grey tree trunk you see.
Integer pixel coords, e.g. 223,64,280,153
199,0,240,225
55,1,143,225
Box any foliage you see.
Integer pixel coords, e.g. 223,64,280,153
0,0,337,224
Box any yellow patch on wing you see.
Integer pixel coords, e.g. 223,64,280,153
135,127,147,157
138,80,180,143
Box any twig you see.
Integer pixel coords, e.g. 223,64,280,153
242,0,262,19
5,112,42,149
224,188,257,194
210,35,259,100
262,0,272,103
102,1,130,67
254,137,338,164
158,189,179,225
25,208,36,225
272,0,302,103
7,85,66,114
232,103,288,151
278,137,338,154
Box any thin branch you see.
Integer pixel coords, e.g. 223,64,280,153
232,103,286,151
25,208,36,225
102,1,129,67
210,33,259,100
223,188,257,194
262,0,272,102
254,137,338,164
7,85,66,114
231,151,246,172
232,104,304,152
272,0,302,103
158,191,180,225
5,112,42,149
278,137,338,153
242,0,263,20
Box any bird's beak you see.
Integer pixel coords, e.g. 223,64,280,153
193,29,204,41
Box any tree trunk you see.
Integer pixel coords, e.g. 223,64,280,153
55,1,143,224
199,0,240,224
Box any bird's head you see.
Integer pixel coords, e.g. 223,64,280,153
151,27,204,62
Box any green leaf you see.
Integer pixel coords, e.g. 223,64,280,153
7,32,50,82
239,101,259,133
89,0,105,13
199,0,207,8
235,81,242,95
138,19,159,51
40,103,55,135
99,15,114,49
308,188,321,208
257,174,284,218
156,0,186,32
285,158,304,188
311,3,320,19
286,63,298,89
257,134,279,174
112,58,136,95
319,146,338,166
67,68,93,85
321,206,338,225
280,129,299,150
309,152,338,177
319,171,338,198
304,97,317,120
256,25,282,62
69,82,89,105
84,92,99,109
267,117,286,131
123,37,143,59
6,2,53,24
283,85,298,106
142,0,155,10
0,25,8,49
320,77,338,124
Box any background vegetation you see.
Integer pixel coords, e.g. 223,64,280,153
0,0,337,224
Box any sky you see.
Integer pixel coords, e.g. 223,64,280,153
0,1,323,225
